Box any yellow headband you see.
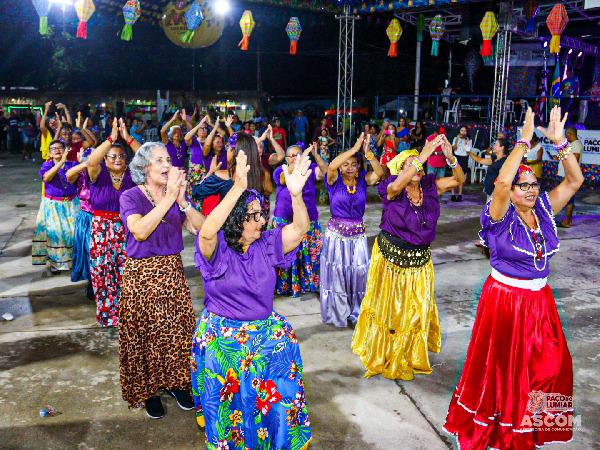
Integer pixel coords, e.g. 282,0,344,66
387,149,420,175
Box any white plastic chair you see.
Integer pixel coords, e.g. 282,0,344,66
444,98,461,123
504,100,515,124
518,99,529,123
469,148,488,184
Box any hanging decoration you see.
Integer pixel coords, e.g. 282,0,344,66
524,0,539,34
386,18,402,57
238,10,255,51
479,11,498,58
181,1,204,43
121,0,141,42
74,0,96,39
161,0,224,49
285,17,302,55
32,0,51,36
546,3,568,54
429,15,445,57
416,14,425,43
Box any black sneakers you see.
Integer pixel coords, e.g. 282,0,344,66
145,396,165,419
166,389,194,410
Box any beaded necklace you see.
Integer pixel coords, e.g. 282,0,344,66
516,208,547,272
406,184,426,226
343,176,357,195
142,184,167,223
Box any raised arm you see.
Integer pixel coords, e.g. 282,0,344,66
181,109,193,132
326,133,365,185
310,142,328,180
40,101,52,135
87,118,118,182
202,121,220,157
81,119,97,148
160,110,179,144
185,114,208,146
66,160,88,184
468,150,492,166
435,135,466,195
198,151,250,260
488,107,535,221
267,125,286,166
42,152,69,183
364,138,384,185
118,118,141,152
56,103,72,126
224,115,235,137
281,149,312,254
53,114,63,140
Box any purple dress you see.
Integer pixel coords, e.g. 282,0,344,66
166,140,188,168
272,163,319,223
320,171,369,327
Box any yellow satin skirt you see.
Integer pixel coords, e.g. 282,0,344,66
351,239,441,380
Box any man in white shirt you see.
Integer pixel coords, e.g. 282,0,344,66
451,126,472,201
557,127,583,227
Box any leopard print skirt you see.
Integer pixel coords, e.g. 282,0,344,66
118,253,196,408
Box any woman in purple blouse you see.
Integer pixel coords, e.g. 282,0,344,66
352,134,464,380
118,142,204,419
160,110,190,169
184,114,211,210
320,133,384,328
444,107,584,450
32,140,79,272
86,119,139,328
191,149,312,449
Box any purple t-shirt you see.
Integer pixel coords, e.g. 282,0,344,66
194,227,297,321
273,163,319,222
167,140,188,168
77,171,93,213
189,137,205,166
479,191,559,279
325,171,367,220
39,161,78,198
120,186,186,259
378,173,440,246
89,163,135,212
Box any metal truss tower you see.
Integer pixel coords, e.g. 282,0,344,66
335,4,357,153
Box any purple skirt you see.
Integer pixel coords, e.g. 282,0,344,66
319,218,370,327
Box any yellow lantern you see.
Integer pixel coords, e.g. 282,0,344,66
238,10,256,51
386,18,402,58
479,11,498,57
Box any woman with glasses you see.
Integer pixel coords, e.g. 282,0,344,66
118,142,204,419
191,149,312,450
184,114,211,211
272,143,328,298
444,108,584,450
32,140,80,273
86,119,138,327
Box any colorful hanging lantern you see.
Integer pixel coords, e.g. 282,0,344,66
238,10,256,51
32,0,51,35
286,17,302,55
479,11,498,58
546,3,569,54
120,0,141,42
416,14,425,43
524,0,539,34
386,19,402,58
74,0,95,39
429,15,445,57
181,1,204,44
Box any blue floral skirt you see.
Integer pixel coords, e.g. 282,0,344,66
71,210,92,282
191,309,312,450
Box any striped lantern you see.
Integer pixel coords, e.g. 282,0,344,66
430,14,444,57
546,3,569,54
74,0,95,39
121,0,141,42
386,18,402,58
238,10,256,51
32,0,51,35
286,17,302,55
479,11,498,58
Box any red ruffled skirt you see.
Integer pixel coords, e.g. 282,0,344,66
444,276,573,450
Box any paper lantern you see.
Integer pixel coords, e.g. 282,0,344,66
121,0,141,42
238,10,255,51
479,11,498,58
546,3,568,54
286,17,302,55
74,0,95,39
524,0,539,34
386,19,402,58
416,14,425,43
32,0,51,35
430,15,445,57
181,1,204,44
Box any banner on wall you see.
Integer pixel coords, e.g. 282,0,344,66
519,128,600,165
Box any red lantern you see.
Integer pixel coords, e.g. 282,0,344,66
546,3,569,54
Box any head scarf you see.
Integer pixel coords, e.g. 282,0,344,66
245,189,263,205
387,149,419,175
512,164,534,185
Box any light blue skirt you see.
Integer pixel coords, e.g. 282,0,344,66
71,210,93,282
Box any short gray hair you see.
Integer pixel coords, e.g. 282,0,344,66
286,144,302,156
129,142,167,185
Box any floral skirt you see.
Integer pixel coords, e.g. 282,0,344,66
187,162,207,212
191,309,312,450
71,210,92,282
272,218,322,299
90,215,127,328
119,254,196,408
32,197,79,271
351,236,441,380
444,276,573,450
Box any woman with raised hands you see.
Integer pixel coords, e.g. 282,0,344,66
352,134,464,380
86,118,137,327
118,142,204,419
320,133,384,328
444,107,583,450
160,110,189,169
190,149,312,450
184,114,210,210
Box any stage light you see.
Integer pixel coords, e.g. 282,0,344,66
543,40,548,48
578,51,583,57
568,49,573,55
214,0,231,15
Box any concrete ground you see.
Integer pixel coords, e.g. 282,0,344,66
1,156,599,450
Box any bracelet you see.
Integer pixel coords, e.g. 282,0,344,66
178,202,191,212
446,157,458,168
554,139,569,151
127,137,135,147
365,150,375,161
515,139,531,149
557,144,572,161
107,136,114,144
411,158,424,173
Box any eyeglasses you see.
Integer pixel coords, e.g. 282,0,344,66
106,154,126,161
515,182,541,192
49,146,64,152
286,153,299,160
245,210,268,223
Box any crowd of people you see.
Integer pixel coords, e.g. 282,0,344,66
27,97,584,449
